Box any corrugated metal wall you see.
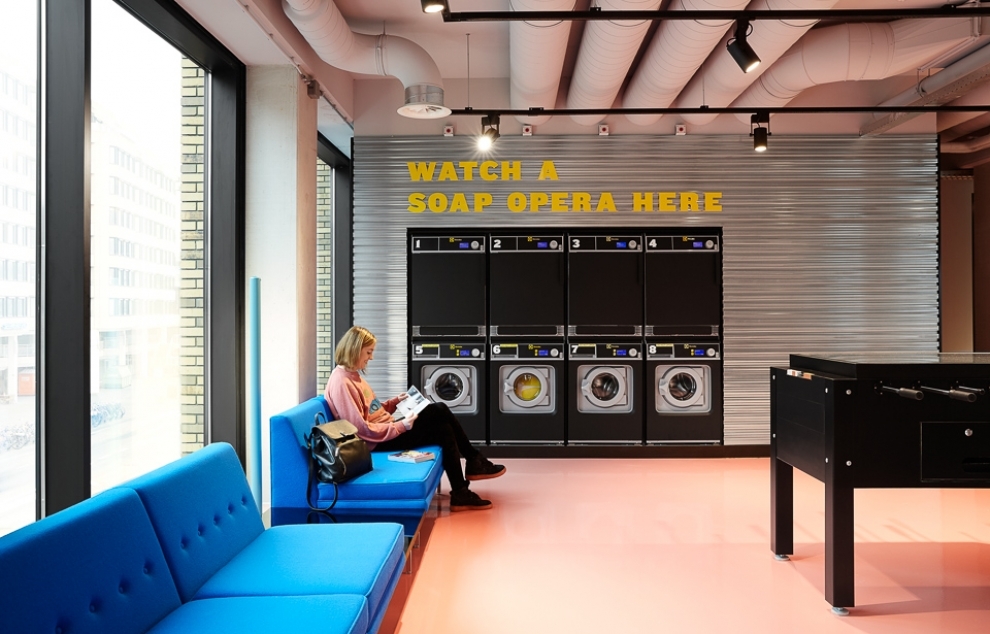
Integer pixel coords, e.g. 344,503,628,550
352,134,939,445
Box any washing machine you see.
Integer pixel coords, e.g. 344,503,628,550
408,233,487,337
567,341,643,444
489,341,566,444
646,341,723,444
567,234,644,337
645,232,722,337
410,340,487,443
489,234,565,337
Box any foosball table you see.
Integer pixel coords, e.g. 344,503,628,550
770,353,990,613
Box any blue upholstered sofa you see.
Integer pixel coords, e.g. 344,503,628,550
269,396,443,515
0,442,406,634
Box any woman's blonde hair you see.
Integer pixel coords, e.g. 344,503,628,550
335,326,377,369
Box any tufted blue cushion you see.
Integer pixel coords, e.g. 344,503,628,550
147,595,369,634
121,442,265,602
270,396,443,511
193,522,405,624
0,488,181,634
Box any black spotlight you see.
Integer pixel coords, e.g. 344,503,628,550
421,0,449,14
478,114,500,150
751,112,769,152
727,20,761,73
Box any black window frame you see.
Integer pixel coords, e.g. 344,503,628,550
39,0,245,516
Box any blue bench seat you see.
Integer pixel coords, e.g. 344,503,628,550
122,442,405,633
0,486,371,634
270,396,443,514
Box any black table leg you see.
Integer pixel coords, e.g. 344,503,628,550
825,476,855,612
771,456,793,559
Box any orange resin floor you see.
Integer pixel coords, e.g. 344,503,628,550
396,458,990,634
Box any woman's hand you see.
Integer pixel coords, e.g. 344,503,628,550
400,412,418,430
397,392,408,401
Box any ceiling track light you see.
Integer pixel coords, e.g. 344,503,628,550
478,114,500,150
751,112,770,152
727,20,761,73
421,0,449,15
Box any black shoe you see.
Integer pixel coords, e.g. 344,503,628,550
450,487,492,512
465,455,506,481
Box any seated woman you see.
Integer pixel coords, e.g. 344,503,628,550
324,326,505,511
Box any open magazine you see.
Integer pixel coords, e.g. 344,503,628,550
394,385,431,421
387,449,436,463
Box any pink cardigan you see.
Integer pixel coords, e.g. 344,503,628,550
323,365,407,449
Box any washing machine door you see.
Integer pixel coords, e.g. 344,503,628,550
657,366,709,412
423,366,473,410
502,366,552,410
580,366,629,409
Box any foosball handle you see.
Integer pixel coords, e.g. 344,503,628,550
880,385,924,400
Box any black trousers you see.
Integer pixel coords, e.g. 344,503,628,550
375,402,481,491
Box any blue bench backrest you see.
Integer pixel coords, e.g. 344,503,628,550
270,396,332,508
120,442,265,602
0,488,181,634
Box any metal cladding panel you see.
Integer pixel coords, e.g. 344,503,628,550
352,135,938,445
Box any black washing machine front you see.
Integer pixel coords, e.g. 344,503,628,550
488,234,565,337
408,234,487,337
645,341,723,444
567,341,643,444
567,234,644,337
409,340,487,443
644,233,722,338
489,341,566,445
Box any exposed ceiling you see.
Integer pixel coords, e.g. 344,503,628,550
175,0,990,168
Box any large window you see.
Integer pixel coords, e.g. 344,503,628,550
1,0,241,535
0,0,38,536
89,0,206,491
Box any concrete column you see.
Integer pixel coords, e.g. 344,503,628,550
245,66,317,507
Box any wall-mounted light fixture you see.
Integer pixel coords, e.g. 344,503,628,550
727,20,761,73
478,114,500,150
421,0,449,14
751,112,769,152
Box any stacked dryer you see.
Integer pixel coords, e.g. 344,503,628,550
644,233,723,444
566,234,644,444
488,234,566,445
407,234,487,442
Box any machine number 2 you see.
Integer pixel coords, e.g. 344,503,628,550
492,238,502,250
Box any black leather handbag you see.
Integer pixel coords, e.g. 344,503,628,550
306,412,373,511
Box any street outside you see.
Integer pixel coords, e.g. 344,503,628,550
0,386,182,536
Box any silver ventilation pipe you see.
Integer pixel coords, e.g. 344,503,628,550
675,0,840,126
731,17,987,122
566,0,662,126
283,0,450,119
622,0,750,126
510,0,577,126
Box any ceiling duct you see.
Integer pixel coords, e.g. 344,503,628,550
622,0,749,126
566,0,662,126
732,17,986,122
510,0,577,126
676,0,839,126
283,0,450,119
863,41,990,136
